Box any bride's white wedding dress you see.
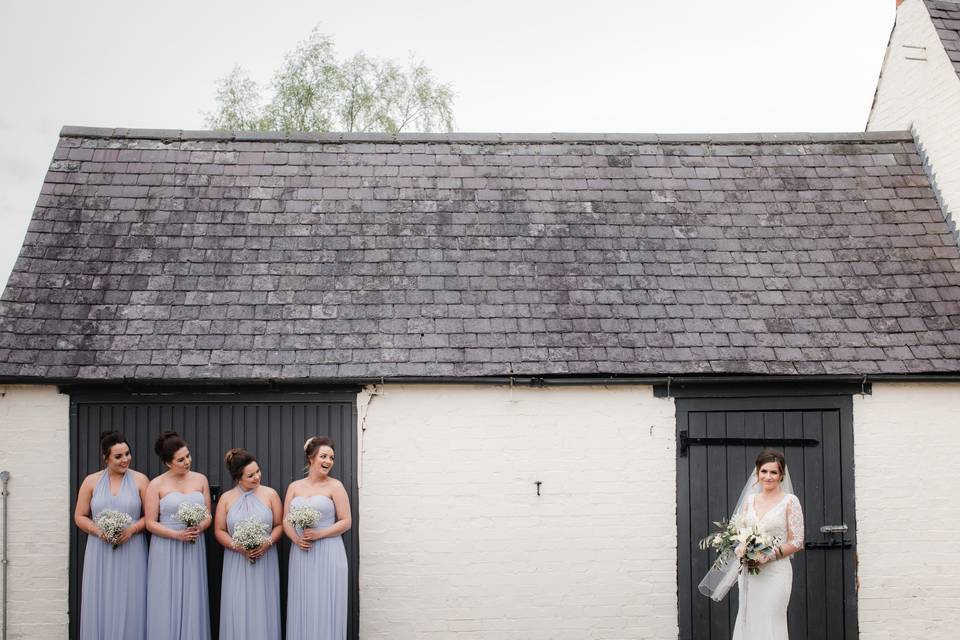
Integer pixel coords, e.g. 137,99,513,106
732,492,804,640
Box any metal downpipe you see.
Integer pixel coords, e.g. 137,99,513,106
0,470,8,640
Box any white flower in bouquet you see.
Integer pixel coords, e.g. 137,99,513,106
173,502,210,544
231,518,270,565
737,523,781,575
699,517,742,570
94,509,133,550
286,505,320,530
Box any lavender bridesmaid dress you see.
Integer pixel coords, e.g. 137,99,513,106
219,489,281,640
146,491,211,640
80,470,148,640
286,495,348,640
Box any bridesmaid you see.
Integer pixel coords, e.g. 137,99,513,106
144,431,212,640
74,431,149,640
284,436,352,640
213,448,282,640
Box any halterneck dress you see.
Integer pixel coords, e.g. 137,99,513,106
732,492,805,640
146,490,211,640
80,470,148,640
219,489,281,640
286,494,348,640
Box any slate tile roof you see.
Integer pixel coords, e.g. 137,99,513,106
1,127,960,382
926,0,960,77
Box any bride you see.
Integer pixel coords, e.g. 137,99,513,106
700,449,805,639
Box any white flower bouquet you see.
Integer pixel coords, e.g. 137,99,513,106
173,502,210,544
700,517,781,575
735,523,781,575
94,509,133,550
231,518,270,565
286,505,320,530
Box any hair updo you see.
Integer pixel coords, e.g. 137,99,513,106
303,436,335,466
154,431,188,464
755,448,786,479
224,448,257,482
99,430,129,460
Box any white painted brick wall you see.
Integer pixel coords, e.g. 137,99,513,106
868,0,960,227
357,384,676,639
854,383,960,639
0,386,70,640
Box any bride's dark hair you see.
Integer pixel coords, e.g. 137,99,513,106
755,448,786,479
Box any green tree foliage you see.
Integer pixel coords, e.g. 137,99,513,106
206,29,454,134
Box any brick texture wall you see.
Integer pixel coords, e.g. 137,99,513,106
357,384,677,639
868,0,960,235
0,386,70,639
854,383,960,639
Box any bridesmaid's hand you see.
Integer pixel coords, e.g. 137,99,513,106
294,535,312,552
114,527,134,546
301,527,322,542
179,526,200,543
250,540,271,560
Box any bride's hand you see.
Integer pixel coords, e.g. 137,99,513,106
734,544,746,559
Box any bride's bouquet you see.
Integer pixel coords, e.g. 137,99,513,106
699,517,741,570
231,518,270,565
94,509,133,550
173,502,210,544
735,523,781,574
700,517,781,575
286,505,320,530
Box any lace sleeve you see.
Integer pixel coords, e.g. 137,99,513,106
786,494,804,548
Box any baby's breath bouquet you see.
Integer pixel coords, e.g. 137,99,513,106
232,518,270,565
173,502,210,544
94,509,133,550
286,505,320,530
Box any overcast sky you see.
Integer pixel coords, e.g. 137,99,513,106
0,0,896,289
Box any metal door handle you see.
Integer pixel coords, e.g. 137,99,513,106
806,539,852,550
819,524,848,534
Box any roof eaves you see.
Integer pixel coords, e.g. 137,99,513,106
57,125,916,146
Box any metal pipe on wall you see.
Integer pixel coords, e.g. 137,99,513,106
0,470,8,640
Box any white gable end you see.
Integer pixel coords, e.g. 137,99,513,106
868,0,960,233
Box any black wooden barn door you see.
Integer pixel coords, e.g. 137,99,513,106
68,389,359,640
676,394,858,640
